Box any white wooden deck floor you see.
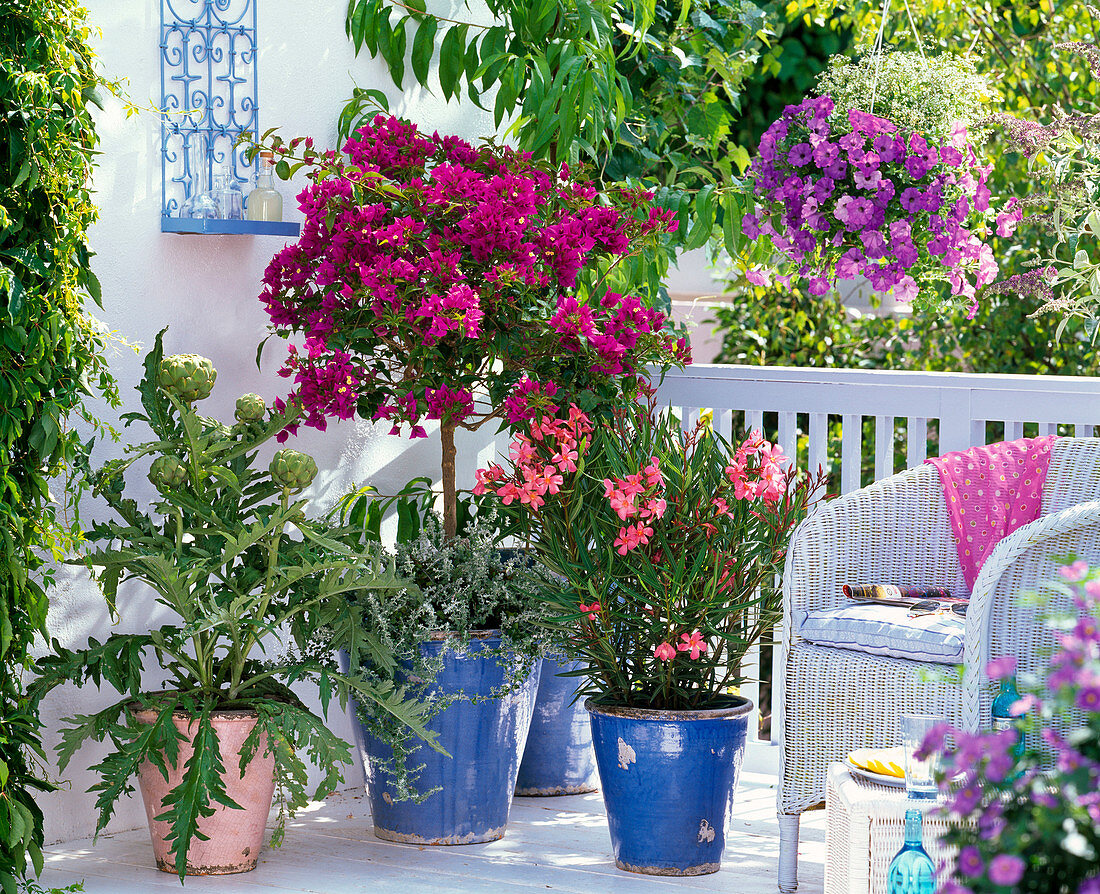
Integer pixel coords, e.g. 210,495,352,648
38,771,825,893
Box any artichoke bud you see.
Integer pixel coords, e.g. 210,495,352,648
148,455,189,492
269,449,318,491
235,393,266,423
157,353,217,403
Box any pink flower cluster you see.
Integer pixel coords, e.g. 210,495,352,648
653,630,709,662
745,95,998,316
474,406,593,511
257,115,682,439
723,432,790,505
603,458,666,555
503,377,559,425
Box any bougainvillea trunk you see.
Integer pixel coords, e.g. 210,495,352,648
442,420,458,540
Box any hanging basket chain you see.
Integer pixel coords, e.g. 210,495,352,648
868,0,929,116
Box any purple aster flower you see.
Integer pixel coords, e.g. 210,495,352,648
986,655,1017,681
988,855,1025,887
789,142,814,167
957,846,984,879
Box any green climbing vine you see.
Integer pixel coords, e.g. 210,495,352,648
0,1,117,887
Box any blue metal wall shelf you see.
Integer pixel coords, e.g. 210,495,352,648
159,0,298,236
162,218,300,236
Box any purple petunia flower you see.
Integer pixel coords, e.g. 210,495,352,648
861,230,888,259
789,142,814,167
988,855,1026,887
900,188,925,212
813,141,840,168
957,846,984,878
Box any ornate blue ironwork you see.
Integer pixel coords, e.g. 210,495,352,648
160,0,261,224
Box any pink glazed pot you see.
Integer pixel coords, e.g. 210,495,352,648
134,708,276,875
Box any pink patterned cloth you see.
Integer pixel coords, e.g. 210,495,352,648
927,436,1058,589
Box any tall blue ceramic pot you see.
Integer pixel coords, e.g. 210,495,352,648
354,632,540,845
515,656,599,796
586,697,752,876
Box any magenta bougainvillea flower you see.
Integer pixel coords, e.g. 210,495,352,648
744,95,998,317
255,115,688,536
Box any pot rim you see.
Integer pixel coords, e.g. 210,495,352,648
584,695,753,721
130,703,261,723
424,628,501,642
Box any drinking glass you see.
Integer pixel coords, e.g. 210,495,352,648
901,713,942,800
181,134,220,219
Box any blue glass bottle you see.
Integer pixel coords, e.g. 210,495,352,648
887,808,936,894
992,674,1025,761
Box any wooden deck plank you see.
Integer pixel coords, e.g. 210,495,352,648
39,774,825,893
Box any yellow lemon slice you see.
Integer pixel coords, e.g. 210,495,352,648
848,747,905,778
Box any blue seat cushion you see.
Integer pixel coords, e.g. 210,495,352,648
797,602,965,665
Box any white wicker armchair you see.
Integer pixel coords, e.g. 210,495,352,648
776,437,1100,893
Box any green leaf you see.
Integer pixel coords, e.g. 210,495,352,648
411,17,438,87
438,24,470,101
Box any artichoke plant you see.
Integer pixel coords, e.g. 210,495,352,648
157,352,217,403
33,332,437,878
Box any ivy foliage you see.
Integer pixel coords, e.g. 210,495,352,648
0,1,117,888
341,0,790,302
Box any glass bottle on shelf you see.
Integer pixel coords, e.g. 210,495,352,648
992,673,1026,761
214,162,244,220
886,808,936,894
181,134,219,220
246,150,283,221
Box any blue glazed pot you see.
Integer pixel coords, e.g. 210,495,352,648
353,632,540,845
586,697,752,876
515,656,599,796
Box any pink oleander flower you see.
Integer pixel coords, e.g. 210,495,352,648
654,642,676,662
579,601,601,621
614,520,654,554
677,630,708,660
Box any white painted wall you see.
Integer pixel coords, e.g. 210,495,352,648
38,0,726,846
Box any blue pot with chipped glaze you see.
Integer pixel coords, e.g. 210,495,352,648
349,632,540,845
515,656,599,796
586,696,752,876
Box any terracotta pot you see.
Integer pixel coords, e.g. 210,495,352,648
134,708,276,875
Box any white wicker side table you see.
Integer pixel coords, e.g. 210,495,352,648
825,762,956,894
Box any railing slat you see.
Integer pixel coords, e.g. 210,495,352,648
1075,423,1095,438
841,414,862,493
778,412,797,465
1005,420,1024,441
746,409,764,435
875,415,894,480
808,412,828,476
1039,422,1059,437
906,417,927,466
717,409,733,441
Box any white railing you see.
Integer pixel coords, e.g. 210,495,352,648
655,364,1100,770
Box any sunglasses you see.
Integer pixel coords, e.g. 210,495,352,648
908,600,968,618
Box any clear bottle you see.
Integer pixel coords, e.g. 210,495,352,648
886,809,936,894
181,134,220,220
246,150,283,222
992,674,1025,761
215,162,244,220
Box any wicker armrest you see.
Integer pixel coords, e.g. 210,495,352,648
957,499,1100,728
782,465,966,623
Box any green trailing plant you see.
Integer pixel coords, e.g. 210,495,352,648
332,481,554,798
0,1,118,887
30,335,435,879
816,49,989,140
340,0,790,302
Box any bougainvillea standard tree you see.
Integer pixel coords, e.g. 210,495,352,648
254,115,688,538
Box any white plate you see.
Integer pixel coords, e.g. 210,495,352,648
846,757,905,788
